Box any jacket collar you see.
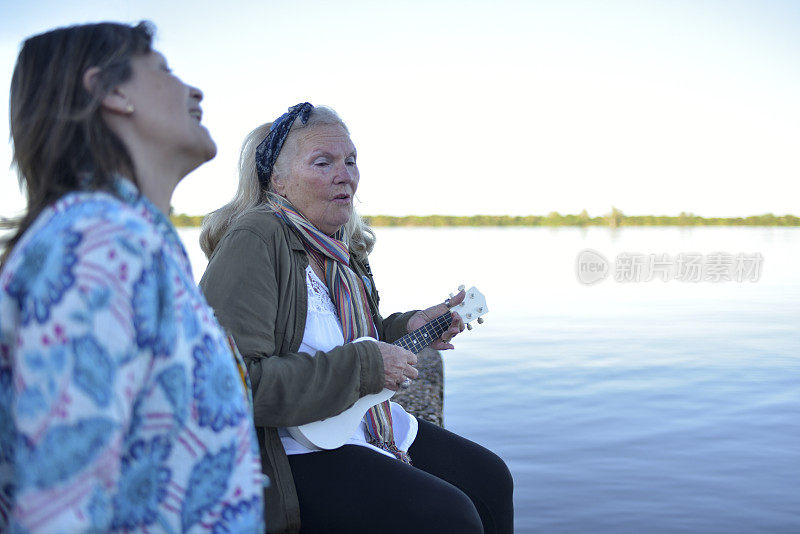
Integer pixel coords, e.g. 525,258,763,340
279,213,312,254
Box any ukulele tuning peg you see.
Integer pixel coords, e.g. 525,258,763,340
466,323,473,331
477,317,484,324
458,284,465,291
449,292,454,298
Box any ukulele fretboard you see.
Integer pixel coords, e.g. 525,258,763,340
393,312,452,355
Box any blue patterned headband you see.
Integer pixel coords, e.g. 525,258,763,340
255,102,314,189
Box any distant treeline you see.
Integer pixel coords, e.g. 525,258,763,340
171,213,205,227
364,210,800,227
170,209,800,228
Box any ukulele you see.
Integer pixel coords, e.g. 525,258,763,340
287,286,488,450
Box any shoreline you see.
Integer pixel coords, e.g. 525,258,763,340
170,212,800,228
392,348,444,427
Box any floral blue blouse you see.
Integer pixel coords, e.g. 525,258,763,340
0,179,265,533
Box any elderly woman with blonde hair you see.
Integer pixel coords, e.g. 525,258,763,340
200,103,514,534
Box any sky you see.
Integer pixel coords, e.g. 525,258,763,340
1,0,799,218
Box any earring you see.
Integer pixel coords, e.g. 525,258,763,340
126,104,135,113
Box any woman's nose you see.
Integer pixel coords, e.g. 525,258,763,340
189,85,203,103
334,162,357,184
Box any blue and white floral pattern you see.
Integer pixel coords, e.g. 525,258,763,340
157,363,189,423
71,334,115,407
0,368,14,463
0,180,264,533
16,417,117,490
213,496,264,534
87,485,112,532
6,229,81,325
15,347,67,419
132,250,177,357
182,443,235,531
194,335,247,431
112,436,171,529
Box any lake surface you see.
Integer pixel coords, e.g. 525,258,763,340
180,226,800,533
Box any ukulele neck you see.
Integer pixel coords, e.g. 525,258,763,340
392,312,452,355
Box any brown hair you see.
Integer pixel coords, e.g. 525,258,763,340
2,21,154,263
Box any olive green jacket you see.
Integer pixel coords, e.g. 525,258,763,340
199,209,416,533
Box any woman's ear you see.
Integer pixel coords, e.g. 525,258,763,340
83,67,133,115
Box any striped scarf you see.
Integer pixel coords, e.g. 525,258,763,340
273,199,411,463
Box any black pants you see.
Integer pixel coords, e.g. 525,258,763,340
288,418,514,533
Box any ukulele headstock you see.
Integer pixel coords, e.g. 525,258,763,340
450,286,488,330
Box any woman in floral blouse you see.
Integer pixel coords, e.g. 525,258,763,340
0,22,264,532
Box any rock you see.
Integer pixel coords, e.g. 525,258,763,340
391,347,444,427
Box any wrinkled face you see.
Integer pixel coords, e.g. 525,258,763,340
273,124,359,235
119,51,216,167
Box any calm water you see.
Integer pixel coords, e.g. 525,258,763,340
180,226,800,533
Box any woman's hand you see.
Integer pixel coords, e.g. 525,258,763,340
407,289,466,350
377,342,418,391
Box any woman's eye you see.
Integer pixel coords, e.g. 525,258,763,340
314,160,330,167
346,159,356,166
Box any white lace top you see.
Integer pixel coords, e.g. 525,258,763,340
278,265,418,457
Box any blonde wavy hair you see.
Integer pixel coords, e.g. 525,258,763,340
199,106,376,261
